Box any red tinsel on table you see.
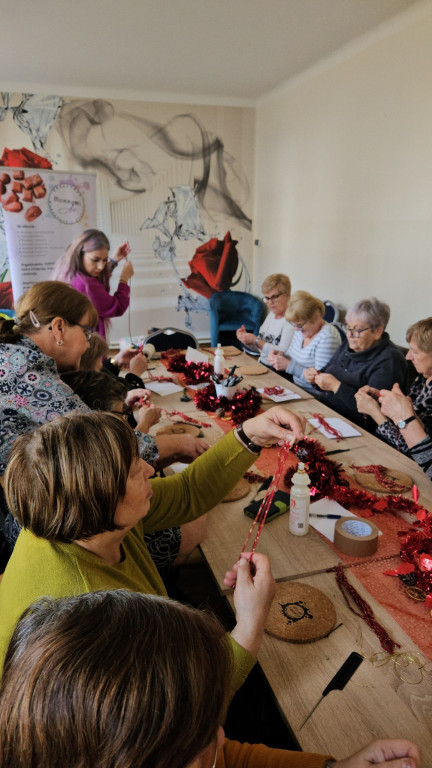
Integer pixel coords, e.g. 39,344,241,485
284,437,432,599
194,383,262,424
166,354,214,384
311,412,344,440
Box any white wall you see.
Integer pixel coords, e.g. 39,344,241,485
254,1,432,345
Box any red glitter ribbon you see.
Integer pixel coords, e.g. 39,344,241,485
241,440,292,555
311,412,344,440
263,386,285,396
350,464,407,493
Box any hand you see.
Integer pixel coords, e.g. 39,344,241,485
124,388,151,408
114,348,140,368
236,324,247,342
334,738,420,768
379,383,415,425
315,372,340,393
228,553,276,657
354,389,385,423
136,403,162,433
241,331,258,346
119,261,134,282
129,351,148,376
268,351,289,371
112,241,131,263
242,405,306,447
304,367,318,383
358,384,381,399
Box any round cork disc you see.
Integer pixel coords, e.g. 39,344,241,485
351,466,413,494
236,363,268,376
265,582,336,643
156,423,202,437
222,477,250,502
211,345,242,356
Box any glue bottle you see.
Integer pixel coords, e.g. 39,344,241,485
214,343,225,378
289,462,310,536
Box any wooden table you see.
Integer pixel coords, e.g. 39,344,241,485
145,351,432,764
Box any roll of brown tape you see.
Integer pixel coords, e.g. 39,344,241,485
334,516,379,557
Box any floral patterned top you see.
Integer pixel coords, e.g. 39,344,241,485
376,375,432,479
0,336,157,475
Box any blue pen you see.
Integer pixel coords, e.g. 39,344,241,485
309,513,342,519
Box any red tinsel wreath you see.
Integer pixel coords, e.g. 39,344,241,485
194,383,262,425
166,354,214,385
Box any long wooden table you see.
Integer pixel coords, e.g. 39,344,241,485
145,350,432,764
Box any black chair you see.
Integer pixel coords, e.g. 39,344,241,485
143,327,198,351
323,300,339,323
209,290,265,347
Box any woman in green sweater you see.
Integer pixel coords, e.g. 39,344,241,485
0,589,420,768
0,405,305,690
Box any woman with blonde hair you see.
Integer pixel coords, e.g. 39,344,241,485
268,291,341,393
236,273,294,365
0,589,420,768
53,228,133,338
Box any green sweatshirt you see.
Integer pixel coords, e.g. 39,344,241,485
0,431,256,691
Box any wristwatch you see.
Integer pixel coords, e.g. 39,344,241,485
397,415,416,430
234,423,262,454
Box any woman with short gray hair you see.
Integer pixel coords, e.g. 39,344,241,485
305,297,408,428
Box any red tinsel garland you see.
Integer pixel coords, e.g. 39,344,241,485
284,437,432,598
166,354,214,384
194,383,262,425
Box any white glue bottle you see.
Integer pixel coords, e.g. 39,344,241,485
289,462,310,536
214,343,225,378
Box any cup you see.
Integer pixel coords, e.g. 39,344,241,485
214,382,238,400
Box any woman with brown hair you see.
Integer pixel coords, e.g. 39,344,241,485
0,406,305,686
0,589,420,768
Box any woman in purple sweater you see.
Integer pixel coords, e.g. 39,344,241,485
54,229,133,338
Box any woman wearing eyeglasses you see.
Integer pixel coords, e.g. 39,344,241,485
236,274,294,365
304,298,409,427
267,291,342,393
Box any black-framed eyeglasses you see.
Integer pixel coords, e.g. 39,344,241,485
262,292,285,303
342,325,373,338
76,323,95,342
111,407,133,420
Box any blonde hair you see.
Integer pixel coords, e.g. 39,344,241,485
406,317,432,353
285,291,325,324
261,273,291,297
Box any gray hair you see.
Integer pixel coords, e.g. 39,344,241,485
346,298,390,330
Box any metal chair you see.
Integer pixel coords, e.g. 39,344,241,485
143,327,198,351
209,290,265,347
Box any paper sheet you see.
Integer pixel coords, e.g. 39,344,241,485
144,381,184,396
308,417,361,439
185,346,209,363
309,497,381,542
258,387,301,402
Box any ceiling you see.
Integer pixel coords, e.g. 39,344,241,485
0,0,421,104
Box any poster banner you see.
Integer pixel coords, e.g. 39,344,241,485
1,169,96,300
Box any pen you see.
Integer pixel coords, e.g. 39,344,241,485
309,513,342,519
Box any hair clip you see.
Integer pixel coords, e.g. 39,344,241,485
12,315,21,327
29,310,41,328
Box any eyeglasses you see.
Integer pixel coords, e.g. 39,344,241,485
290,321,306,330
111,407,133,420
342,325,373,338
76,323,95,342
262,292,285,303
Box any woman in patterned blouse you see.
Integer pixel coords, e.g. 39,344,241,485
355,317,432,480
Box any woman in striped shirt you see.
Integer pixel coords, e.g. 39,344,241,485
268,291,341,393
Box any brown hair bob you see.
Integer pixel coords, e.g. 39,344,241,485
285,290,325,324
0,280,98,343
5,411,138,542
0,590,232,768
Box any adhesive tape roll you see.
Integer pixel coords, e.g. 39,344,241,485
334,516,379,557
141,343,155,360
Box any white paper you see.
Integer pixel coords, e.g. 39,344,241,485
309,497,381,541
188,382,210,390
257,387,301,402
308,417,361,439
185,346,209,363
144,381,183,396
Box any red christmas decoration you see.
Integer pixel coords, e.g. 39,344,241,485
166,354,214,384
194,383,262,424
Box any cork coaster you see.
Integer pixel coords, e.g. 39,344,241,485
156,423,202,437
222,477,250,502
212,345,242,357
236,363,268,376
351,466,413,494
265,582,336,643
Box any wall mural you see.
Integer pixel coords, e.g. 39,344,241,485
0,92,254,340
